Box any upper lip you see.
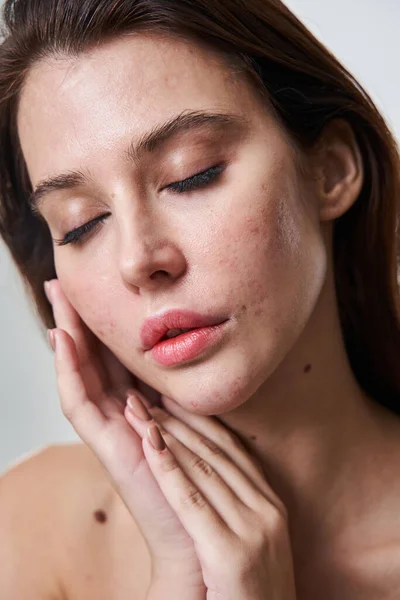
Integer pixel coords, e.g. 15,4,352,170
140,309,228,351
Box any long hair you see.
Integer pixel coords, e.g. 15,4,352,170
1,0,399,411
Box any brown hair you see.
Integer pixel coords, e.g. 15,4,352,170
1,0,399,411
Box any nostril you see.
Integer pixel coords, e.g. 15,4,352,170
150,270,169,281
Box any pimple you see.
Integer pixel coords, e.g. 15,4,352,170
242,216,262,236
219,256,238,270
239,304,248,316
231,376,242,390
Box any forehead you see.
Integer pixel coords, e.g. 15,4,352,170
17,33,263,186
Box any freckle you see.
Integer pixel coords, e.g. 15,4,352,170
93,509,107,523
304,364,312,373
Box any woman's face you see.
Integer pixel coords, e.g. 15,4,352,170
17,33,327,414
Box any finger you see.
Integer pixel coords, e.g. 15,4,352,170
142,423,235,549
127,399,269,514
52,329,145,481
46,280,93,361
46,279,107,394
160,397,281,509
53,328,108,439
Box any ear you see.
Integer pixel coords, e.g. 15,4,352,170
311,119,364,221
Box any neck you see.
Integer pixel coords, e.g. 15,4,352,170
217,268,398,563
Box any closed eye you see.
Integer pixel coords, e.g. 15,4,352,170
53,214,110,247
165,163,226,193
53,163,226,247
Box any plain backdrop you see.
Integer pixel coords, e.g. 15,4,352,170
1,0,400,474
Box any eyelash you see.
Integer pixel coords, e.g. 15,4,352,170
53,164,226,247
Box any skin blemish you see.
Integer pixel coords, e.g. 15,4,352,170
250,435,257,440
304,364,312,373
238,304,248,316
93,509,107,523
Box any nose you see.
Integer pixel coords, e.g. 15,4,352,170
118,211,187,292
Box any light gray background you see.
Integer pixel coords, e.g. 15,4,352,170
1,0,399,474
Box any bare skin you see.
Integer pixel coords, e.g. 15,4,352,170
1,437,400,600
3,31,400,599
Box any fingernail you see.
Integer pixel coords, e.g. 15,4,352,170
127,394,152,421
47,328,56,352
44,281,53,305
147,424,166,451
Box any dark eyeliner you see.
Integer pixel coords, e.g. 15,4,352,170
166,164,225,193
53,214,110,247
55,164,225,247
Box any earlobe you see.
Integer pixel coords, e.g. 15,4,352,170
315,119,364,222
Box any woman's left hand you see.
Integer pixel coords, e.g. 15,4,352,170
125,394,297,600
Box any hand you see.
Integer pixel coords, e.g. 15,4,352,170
125,394,298,600
44,279,206,595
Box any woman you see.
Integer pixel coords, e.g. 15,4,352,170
0,0,399,598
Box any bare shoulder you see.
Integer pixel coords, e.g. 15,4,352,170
0,443,79,599
0,442,112,529
0,443,151,600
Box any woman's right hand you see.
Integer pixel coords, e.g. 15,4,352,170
44,279,206,597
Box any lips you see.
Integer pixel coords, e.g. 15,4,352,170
140,309,228,351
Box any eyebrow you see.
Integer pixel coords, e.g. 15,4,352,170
29,110,250,212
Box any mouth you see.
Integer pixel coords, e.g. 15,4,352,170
159,327,196,341
149,320,230,367
140,309,229,352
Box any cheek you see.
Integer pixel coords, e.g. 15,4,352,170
213,177,325,324
55,256,120,341
214,192,301,291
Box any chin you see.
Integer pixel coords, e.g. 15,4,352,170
154,348,268,416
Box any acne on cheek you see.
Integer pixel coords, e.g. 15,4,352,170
94,318,117,340
59,277,118,340
218,193,305,327
85,306,118,340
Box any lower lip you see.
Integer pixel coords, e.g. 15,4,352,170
149,321,228,367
